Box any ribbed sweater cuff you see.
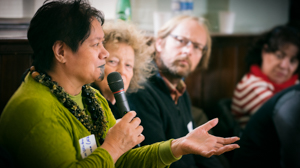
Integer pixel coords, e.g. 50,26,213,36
158,139,182,165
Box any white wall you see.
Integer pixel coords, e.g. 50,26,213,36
0,0,23,18
0,0,117,19
206,0,289,33
90,0,117,20
127,0,289,33
131,0,157,31
230,0,289,33
0,0,290,34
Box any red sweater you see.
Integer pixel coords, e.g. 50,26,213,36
231,65,298,128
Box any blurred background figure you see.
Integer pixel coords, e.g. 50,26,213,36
231,25,300,128
232,83,300,168
92,20,155,119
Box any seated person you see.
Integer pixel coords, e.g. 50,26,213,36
231,25,300,128
127,15,227,168
92,20,155,119
0,1,240,167
232,83,300,168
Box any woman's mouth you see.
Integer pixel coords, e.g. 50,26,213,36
275,70,286,77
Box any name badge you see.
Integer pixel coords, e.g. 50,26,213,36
79,134,97,159
187,121,193,133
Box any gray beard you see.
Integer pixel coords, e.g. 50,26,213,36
158,57,190,79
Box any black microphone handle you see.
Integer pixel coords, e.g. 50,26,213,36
113,91,130,117
113,90,141,148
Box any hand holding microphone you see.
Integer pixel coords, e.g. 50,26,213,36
107,72,142,148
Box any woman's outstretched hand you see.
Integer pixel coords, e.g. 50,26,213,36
171,118,240,158
101,111,144,163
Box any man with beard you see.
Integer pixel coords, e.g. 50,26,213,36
127,15,224,168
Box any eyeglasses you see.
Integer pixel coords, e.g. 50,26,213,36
169,34,207,54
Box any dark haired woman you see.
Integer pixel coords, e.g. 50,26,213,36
231,25,300,128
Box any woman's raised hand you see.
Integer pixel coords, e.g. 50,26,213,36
171,118,240,158
101,111,144,163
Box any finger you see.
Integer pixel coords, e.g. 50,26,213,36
130,117,141,128
137,133,145,144
121,111,136,123
200,118,218,132
216,136,240,145
214,143,223,148
215,144,240,155
202,149,216,158
136,125,144,135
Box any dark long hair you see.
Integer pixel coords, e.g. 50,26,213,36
245,25,300,74
27,0,105,73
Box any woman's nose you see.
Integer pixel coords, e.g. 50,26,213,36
99,46,109,59
117,63,126,75
279,58,290,68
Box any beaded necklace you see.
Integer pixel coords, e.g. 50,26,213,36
30,68,107,143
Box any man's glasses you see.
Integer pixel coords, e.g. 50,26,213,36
169,34,207,54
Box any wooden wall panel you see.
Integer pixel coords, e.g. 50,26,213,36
0,40,33,112
0,54,32,111
185,35,258,114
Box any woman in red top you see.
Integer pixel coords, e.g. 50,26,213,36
231,25,300,128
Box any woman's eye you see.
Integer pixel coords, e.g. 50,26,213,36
275,53,284,59
290,57,299,64
126,64,133,69
94,43,99,47
108,60,118,66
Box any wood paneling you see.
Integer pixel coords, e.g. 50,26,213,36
185,35,258,116
0,40,32,112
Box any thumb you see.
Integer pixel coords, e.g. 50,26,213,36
200,118,218,132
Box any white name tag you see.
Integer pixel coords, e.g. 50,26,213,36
187,121,193,133
79,134,97,159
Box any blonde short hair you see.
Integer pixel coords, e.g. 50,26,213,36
103,20,155,93
156,15,211,69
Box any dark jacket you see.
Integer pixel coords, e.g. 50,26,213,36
127,74,223,168
233,84,300,168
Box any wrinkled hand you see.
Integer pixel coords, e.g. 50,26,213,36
101,111,144,163
171,118,240,158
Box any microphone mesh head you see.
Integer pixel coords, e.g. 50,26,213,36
107,72,124,92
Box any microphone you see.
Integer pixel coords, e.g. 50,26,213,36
107,72,130,117
107,72,141,148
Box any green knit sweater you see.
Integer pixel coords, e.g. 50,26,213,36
0,74,180,168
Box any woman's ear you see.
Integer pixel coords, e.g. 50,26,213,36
52,41,66,63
